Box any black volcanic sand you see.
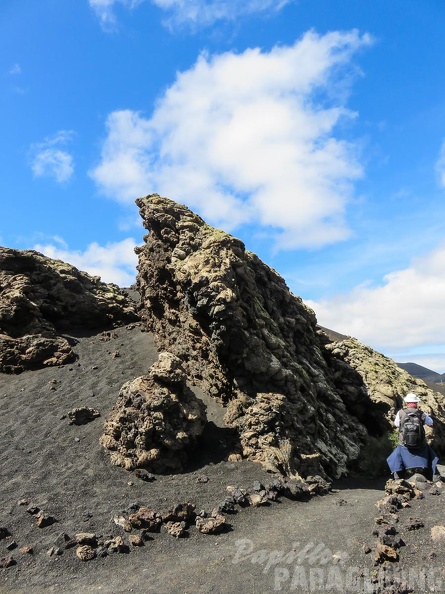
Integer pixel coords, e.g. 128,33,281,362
1,324,445,594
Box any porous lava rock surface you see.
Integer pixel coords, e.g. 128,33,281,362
134,195,445,478
135,195,380,480
322,335,445,452
100,351,207,473
0,247,138,373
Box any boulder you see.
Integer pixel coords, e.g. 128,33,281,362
0,247,138,373
100,352,207,473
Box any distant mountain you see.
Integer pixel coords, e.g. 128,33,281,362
396,362,445,396
318,327,445,397
396,362,445,385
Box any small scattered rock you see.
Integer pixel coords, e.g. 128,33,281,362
0,527,11,540
336,499,348,506
76,545,96,561
105,536,129,554
212,497,236,515
19,546,33,555
195,514,226,535
128,508,162,532
374,513,399,525
47,546,63,557
54,532,77,549
36,512,57,528
374,542,399,564
129,534,144,547
0,556,16,568
75,533,98,547
162,502,195,524
113,516,133,532
406,519,424,531
6,541,17,551
134,469,155,482
68,407,100,425
247,492,269,507
165,521,187,538
226,486,249,506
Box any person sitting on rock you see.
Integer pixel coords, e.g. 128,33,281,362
387,393,441,482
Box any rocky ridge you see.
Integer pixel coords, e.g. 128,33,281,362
0,247,138,373
2,200,444,487
323,336,445,453
129,194,445,482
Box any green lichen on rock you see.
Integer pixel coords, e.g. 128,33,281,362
324,336,445,453
135,195,376,480
0,247,139,373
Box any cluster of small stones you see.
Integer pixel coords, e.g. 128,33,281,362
0,501,59,568
0,475,322,568
100,352,207,473
0,247,139,373
134,195,383,481
363,476,444,593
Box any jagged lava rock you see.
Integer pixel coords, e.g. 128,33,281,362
135,195,378,480
0,247,138,373
323,336,445,452
100,351,207,473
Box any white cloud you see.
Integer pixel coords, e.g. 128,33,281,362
89,0,145,30
90,30,372,249
89,0,291,30
33,237,138,287
152,0,292,29
307,242,445,357
30,131,75,183
9,63,21,75
90,110,153,202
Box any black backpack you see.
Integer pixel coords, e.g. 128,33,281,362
400,409,425,449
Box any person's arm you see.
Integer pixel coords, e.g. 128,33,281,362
394,411,401,428
423,413,434,427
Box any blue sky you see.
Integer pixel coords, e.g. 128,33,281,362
2,0,445,373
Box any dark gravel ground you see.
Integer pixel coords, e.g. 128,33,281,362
1,325,444,594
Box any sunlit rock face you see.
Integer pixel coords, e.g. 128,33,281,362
0,247,138,373
135,194,380,480
323,335,445,454
100,351,208,474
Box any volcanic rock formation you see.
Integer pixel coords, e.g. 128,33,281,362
0,247,138,373
323,335,445,452
133,196,364,478
100,351,207,473
134,194,445,480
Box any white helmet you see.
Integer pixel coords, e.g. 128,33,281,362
404,393,420,403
